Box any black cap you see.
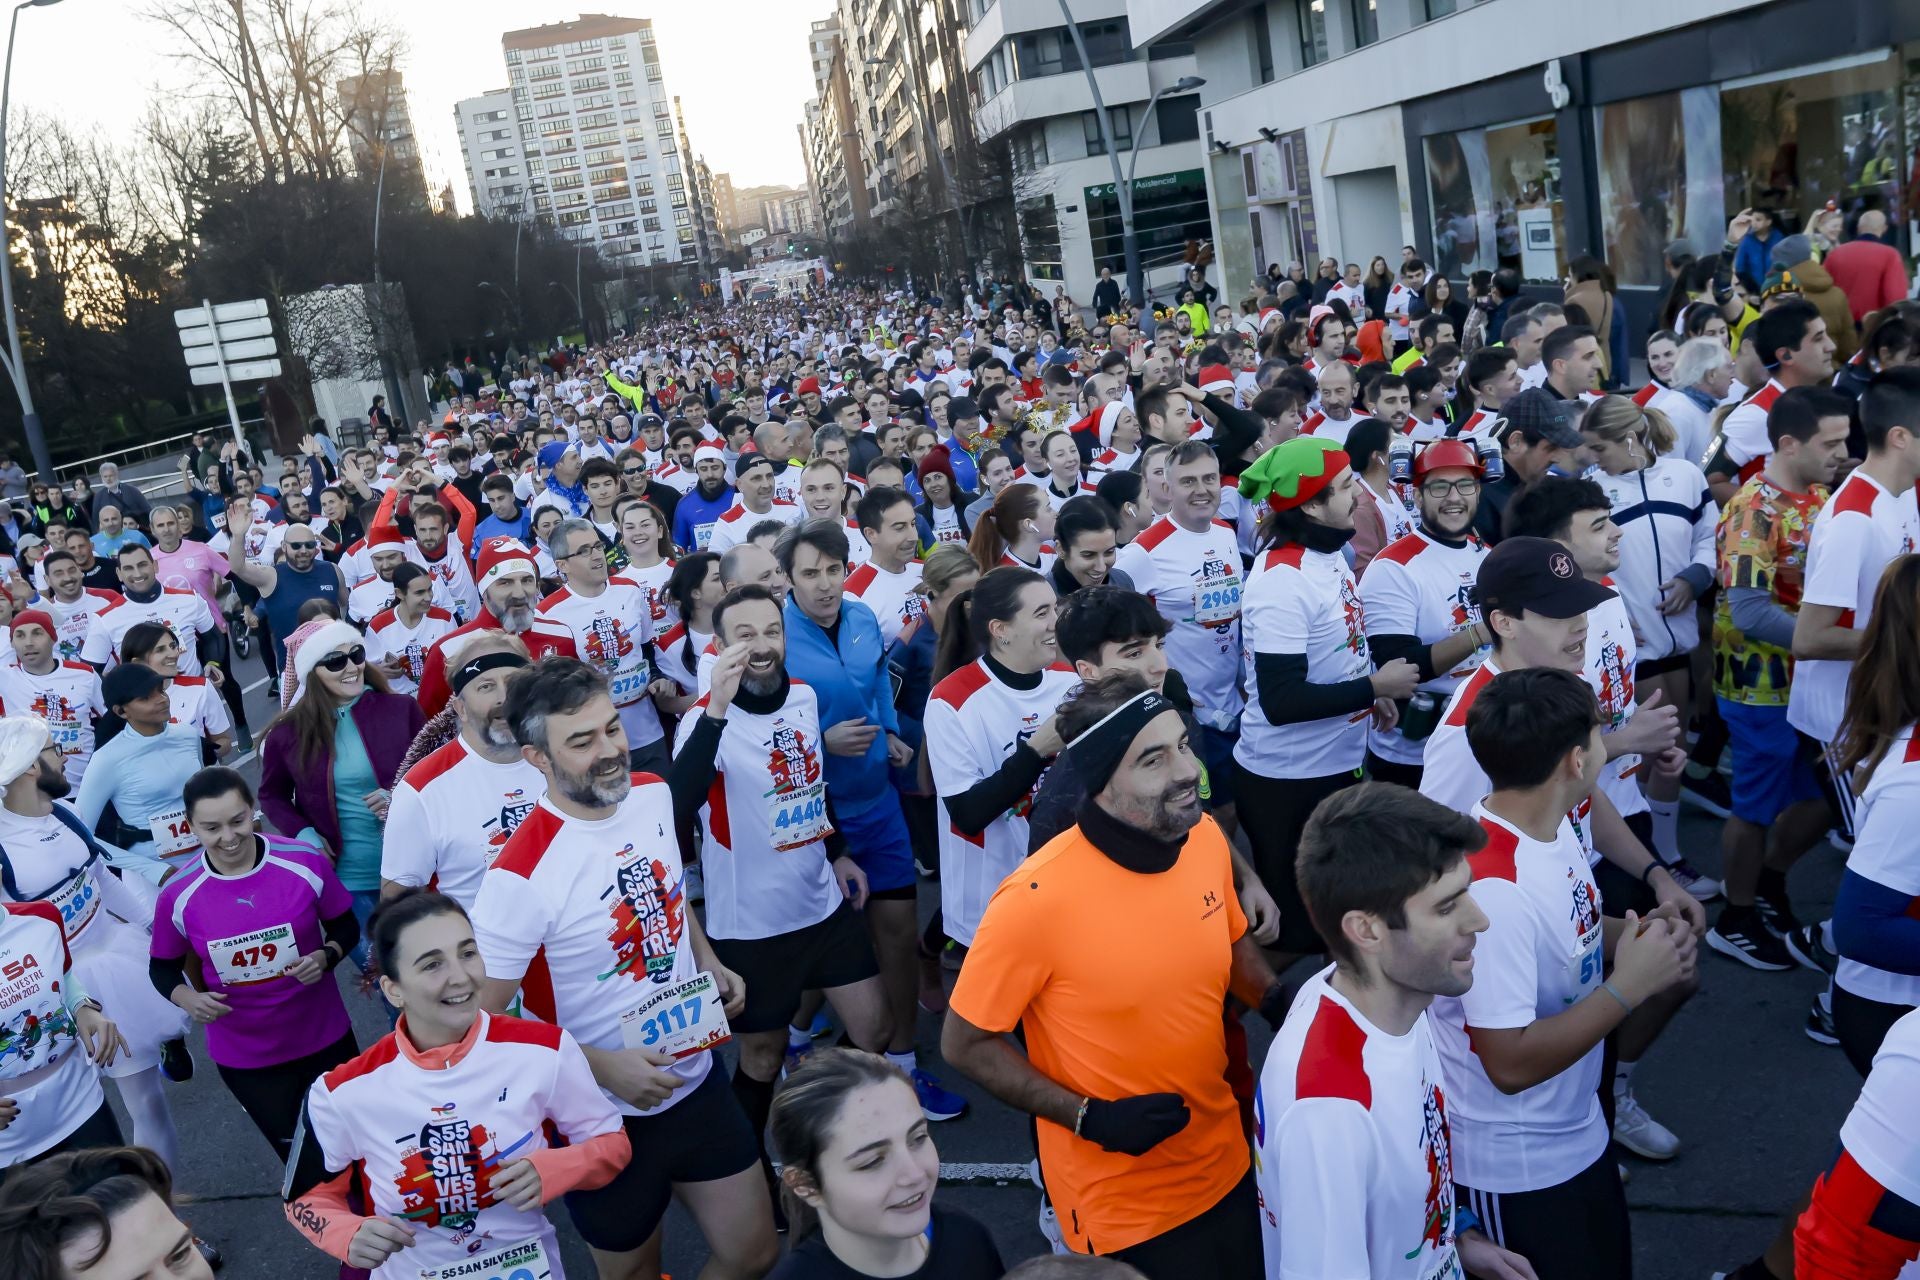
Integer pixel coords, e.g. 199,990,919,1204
1473,536,1616,620
101,663,167,709
1501,388,1583,449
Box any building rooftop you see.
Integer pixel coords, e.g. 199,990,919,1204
503,13,652,51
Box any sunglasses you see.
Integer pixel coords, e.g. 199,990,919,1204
622,467,647,477
283,540,318,550
315,645,367,673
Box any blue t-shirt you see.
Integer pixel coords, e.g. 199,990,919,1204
474,509,533,549
672,486,735,553
90,529,150,559
258,562,344,663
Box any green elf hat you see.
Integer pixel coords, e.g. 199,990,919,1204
1238,437,1352,512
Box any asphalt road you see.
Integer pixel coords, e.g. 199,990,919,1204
124,647,1862,1278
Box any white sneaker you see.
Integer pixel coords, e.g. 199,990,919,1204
1037,1198,1066,1254
1614,1091,1681,1160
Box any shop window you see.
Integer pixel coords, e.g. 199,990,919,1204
1594,87,1725,289
1298,0,1327,69
1085,168,1211,274
1422,116,1564,284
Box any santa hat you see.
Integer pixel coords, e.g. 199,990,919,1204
1307,305,1337,338
474,537,538,593
368,525,407,550
1095,402,1129,449
693,443,726,466
1197,364,1235,396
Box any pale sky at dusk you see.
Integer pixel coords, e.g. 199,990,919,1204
11,2,819,205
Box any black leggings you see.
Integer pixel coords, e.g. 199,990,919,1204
216,1031,359,1160
1234,762,1362,954
1832,985,1914,1078
1107,1170,1263,1279
0,1103,123,1188
1459,1151,1631,1280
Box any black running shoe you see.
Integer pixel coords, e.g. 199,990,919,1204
1805,991,1839,1047
1706,914,1794,971
1755,891,1802,940
1680,770,1733,819
159,1037,194,1083
1785,923,1839,976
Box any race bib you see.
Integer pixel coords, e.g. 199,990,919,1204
619,971,731,1058
418,1237,551,1280
770,778,829,852
148,808,198,860
207,922,297,985
693,522,716,550
608,662,651,704
44,868,99,942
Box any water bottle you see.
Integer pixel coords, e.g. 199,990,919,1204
1401,691,1441,742
1388,436,1415,486
1473,435,1504,483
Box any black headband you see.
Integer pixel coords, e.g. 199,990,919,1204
1070,689,1176,796
451,651,529,696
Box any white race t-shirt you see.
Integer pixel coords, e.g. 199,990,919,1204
1789,470,1920,744
363,606,457,696
1114,516,1245,728
0,901,101,1164
539,578,663,748
706,499,802,555
1834,1009,1920,1219
674,682,840,941
44,590,119,664
844,560,926,649
383,736,546,909
1359,531,1488,768
1583,587,1645,820
925,659,1078,947
470,778,711,1115
0,662,104,784
1430,805,1608,1194
1237,542,1374,778
80,589,216,675
1257,968,1462,1280
1836,727,1920,1008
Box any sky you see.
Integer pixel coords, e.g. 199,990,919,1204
8,1,820,208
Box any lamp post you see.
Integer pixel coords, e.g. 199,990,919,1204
0,0,61,481
1058,0,1201,309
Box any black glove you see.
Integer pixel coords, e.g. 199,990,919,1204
1078,1093,1191,1156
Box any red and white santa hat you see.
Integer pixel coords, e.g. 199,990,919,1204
368,525,407,550
475,536,538,592
1095,402,1130,449
693,443,727,466
1197,364,1236,396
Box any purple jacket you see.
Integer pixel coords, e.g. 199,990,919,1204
259,690,425,855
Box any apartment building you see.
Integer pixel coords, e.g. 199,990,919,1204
502,13,695,266
338,67,428,206
966,0,1207,304
453,90,524,217
801,18,873,237
1127,0,1920,333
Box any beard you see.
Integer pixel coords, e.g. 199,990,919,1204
495,601,535,634
741,655,785,698
463,707,517,751
698,477,729,500
553,753,630,808
36,768,70,800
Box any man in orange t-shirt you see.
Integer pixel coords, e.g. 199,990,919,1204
942,674,1279,1279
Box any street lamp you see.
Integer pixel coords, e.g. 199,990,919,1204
548,281,584,341
1060,0,1202,309
0,0,62,481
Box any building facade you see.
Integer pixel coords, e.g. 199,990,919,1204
338,67,428,206
453,90,524,218
502,13,696,267
1129,0,1920,332
967,0,1207,306
802,22,873,238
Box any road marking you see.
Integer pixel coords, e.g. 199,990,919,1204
938,1162,1033,1185
243,676,270,693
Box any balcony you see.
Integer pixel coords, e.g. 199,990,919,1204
973,58,1150,141
966,0,1129,68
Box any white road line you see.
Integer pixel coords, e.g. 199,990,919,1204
937,1162,1033,1185
243,676,270,693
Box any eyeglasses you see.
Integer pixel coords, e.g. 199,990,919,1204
622,467,647,478
1420,478,1481,498
315,645,367,673
283,541,318,550
559,543,604,561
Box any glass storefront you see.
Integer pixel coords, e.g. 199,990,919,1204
1085,168,1212,274
1423,117,1563,284
1595,87,1724,288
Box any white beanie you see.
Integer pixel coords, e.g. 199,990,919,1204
289,620,364,707
0,716,49,785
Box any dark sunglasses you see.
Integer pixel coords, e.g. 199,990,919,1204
283,540,318,551
315,645,367,673
621,467,647,477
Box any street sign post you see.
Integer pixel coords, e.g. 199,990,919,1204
173,298,282,449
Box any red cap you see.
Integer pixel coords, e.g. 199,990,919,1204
796,376,821,396
10,608,55,637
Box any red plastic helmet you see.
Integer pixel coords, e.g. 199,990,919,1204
1413,438,1483,479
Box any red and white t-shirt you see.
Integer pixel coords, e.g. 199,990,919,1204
1327,281,1365,315
653,622,713,697
1584,587,1645,820
1360,531,1489,768
0,662,104,784
539,579,663,748
45,590,119,664
1237,543,1373,777
1453,409,1500,443
1789,471,1920,744
925,659,1079,947
844,560,927,649
1716,379,1785,481
80,588,216,675
1429,805,1608,1193
363,606,458,696
383,737,546,909
1797,1009,1920,1278
674,683,840,941
296,1012,623,1280
706,499,802,555
1836,729,1920,1009
345,576,399,625
1114,516,1245,728
470,778,711,1114
621,558,677,631
166,674,231,742
409,543,481,624
1384,283,1419,344
0,901,99,1164
1256,969,1461,1280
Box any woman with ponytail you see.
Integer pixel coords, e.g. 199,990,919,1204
768,1048,1004,1278
967,483,1055,576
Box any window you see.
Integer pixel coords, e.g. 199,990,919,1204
1082,106,1133,156
1155,95,1200,145
1085,168,1211,273
1014,124,1049,170
1298,0,1327,67
1253,12,1275,84
1423,117,1564,283
1349,0,1377,48
1148,39,1194,60
1423,0,1456,18
1011,21,1130,80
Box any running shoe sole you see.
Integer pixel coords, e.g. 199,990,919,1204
1679,777,1733,820
1785,927,1837,976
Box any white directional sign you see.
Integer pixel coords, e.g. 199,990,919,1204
175,298,280,447
172,299,269,327
177,316,273,346
190,360,282,387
